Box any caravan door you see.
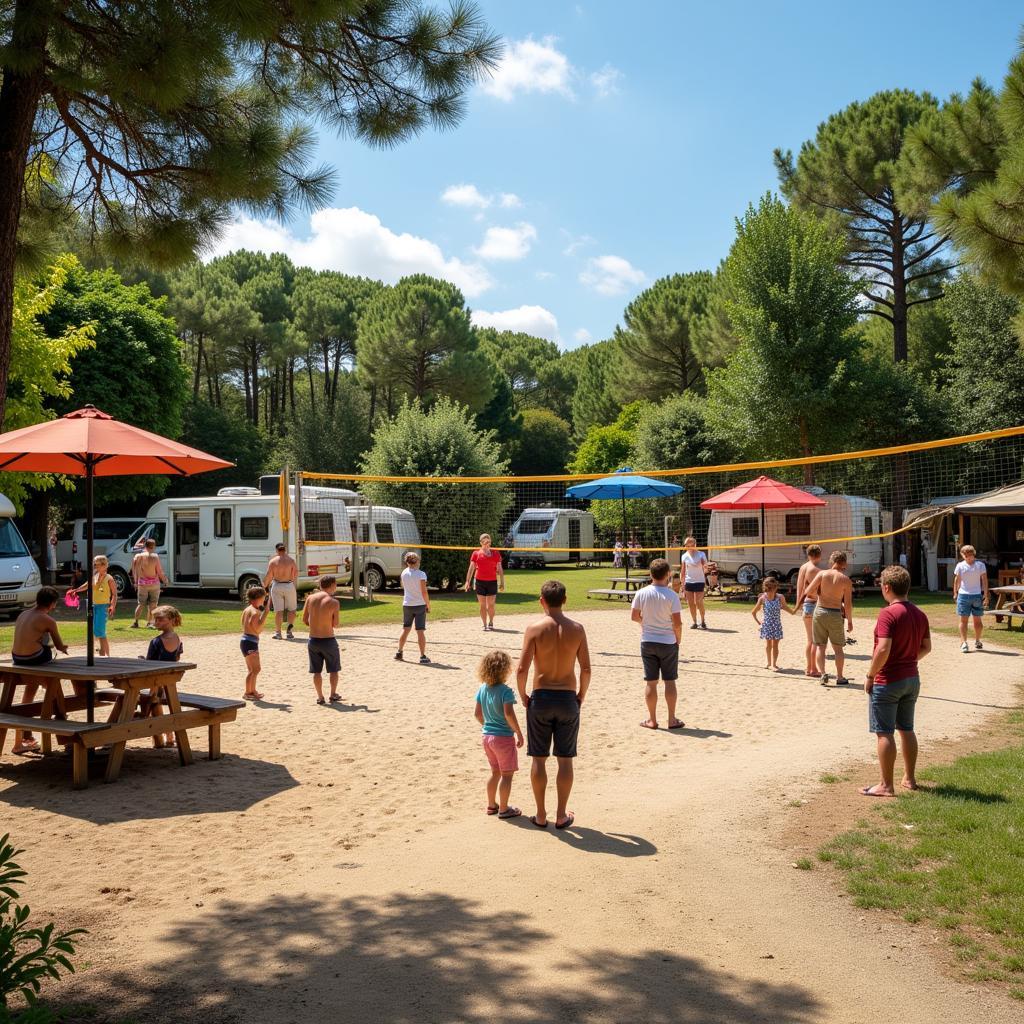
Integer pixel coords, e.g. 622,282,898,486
199,505,235,587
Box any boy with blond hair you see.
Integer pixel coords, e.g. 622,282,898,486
952,544,989,653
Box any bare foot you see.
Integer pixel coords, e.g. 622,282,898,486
771,665,779,672
901,780,919,791
640,719,658,730
859,784,896,798
764,662,772,669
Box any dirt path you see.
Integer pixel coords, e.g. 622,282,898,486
2,607,1020,1023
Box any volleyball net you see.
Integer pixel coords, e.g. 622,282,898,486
296,426,1024,580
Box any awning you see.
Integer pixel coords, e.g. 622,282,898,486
951,480,1024,515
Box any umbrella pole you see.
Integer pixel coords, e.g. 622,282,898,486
761,504,766,580
622,493,629,582
86,458,94,669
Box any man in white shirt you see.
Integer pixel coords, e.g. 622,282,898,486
952,544,989,653
631,558,684,730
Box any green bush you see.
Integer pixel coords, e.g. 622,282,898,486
0,834,84,1016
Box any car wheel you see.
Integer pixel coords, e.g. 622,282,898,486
736,563,761,585
363,563,386,592
237,573,262,605
110,567,133,599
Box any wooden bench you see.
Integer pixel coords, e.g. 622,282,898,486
587,588,634,601
982,609,1023,629
0,713,109,787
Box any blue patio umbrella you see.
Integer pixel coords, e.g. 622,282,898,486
566,468,683,579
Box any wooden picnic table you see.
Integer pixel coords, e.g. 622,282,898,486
990,584,1024,626
607,576,650,591
0,657,243,789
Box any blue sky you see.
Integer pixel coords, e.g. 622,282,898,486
210,1,1023,349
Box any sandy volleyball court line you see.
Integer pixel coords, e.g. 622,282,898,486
1,606,1020,1023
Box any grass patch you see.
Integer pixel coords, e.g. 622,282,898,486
820,711,1024,990
819,772,846,785
793,857,814,871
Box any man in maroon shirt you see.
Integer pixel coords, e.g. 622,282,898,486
861,565,932,797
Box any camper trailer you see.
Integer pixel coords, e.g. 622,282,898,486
707,493,883,582
348,506,422,590
506,508,596,569
107,488,353,598
0,494,41,615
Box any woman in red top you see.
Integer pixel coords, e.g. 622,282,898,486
464,533,505,631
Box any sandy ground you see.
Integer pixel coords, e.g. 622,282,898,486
1,605,1021,1024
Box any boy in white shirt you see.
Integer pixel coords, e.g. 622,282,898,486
952,544,989,653
396,552,431,664
631,558,685,730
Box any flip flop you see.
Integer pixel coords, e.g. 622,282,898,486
529,815,548,828
329,694,342,702
640,719,658,730
498,807,521,819
667,719,686,729
859,786,895,798
555,812,575,830
486,805,499,815
316,697,326,705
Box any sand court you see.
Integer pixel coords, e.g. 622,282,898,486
1,605,1021,1023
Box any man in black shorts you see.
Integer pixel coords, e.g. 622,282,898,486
515,580,591,829
302,575,341,705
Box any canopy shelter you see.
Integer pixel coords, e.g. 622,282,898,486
0,406,232,664
566,468,683,580
700,475,826,580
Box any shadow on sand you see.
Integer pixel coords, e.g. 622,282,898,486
57,892,822,1024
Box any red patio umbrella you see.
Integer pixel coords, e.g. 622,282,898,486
0,406,233,664
701,475,826,580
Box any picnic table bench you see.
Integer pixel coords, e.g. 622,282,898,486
588,575,651,601
989,585,1024,629
0,657,243,789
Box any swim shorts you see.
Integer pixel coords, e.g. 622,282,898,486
527,689,580,758
308,636,341,674
240,635,259,656
482,734,519,773
12,646,53,666
812,606,846,647
868,675,920,734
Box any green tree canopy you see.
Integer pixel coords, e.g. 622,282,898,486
704,195,861,476
569,402,647,475
477,329,560,405
0,0,499,427
776,90,954,363
508,409,572,476
566,339,621,438
631,394,738,473
611,272,714,402
356,275,493,412
360,399,510,588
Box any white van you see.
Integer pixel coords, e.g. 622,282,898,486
506,508,596,569
707,493,883,582
106,488,353,598
0,495,41,615
56,517,145,570
348,506,421,591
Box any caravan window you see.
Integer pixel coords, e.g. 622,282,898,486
732,517,760,538
304,513,335,542
240,516,269,540
518,518,555,535
864,516,873,535
375,523,395,545
785,514,811,537
94,521,142,540
214,508,232,538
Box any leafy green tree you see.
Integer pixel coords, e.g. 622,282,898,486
40,261,187,503
855,300,952,380
360,400,510,589
474,363,522,448
1,256,94,507
508,409,572,475
776,90,955,364
566,340,621,437
569,402,647,475
0,0,499,428
477,329,558,403
356,275,493,412
704,195,861,479
612,272,714,402
939,275,1024,432
632,394,738,472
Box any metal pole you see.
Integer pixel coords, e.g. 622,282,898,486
366,498,374,603
761,504,766,580
295,472,305,577
85,459,94,667
621,492,629,582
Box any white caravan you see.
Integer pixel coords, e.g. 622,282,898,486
707,493,884,582
106,487,353,598
0,494,41,615
505,508,596,568
348,506,421,591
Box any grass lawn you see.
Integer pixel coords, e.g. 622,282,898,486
1,566,1021,652
818,712,1024,998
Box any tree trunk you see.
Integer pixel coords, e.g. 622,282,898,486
330,342,343,413
242,363,252,423
192,333,205,399
891,220,908,364
202,345,214,403
368,383,376,428
307,357,317,416
288,357,296,417
250,343,260,428
0,0,51,429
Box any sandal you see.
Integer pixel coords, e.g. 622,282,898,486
329,693,342,702
486,804,499,815
316,697,326,705
498,807,521,819
529,815,548,829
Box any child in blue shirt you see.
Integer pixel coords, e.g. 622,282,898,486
474,649,524,819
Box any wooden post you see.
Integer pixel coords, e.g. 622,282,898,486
958,514,966,551
208,722,221,761
72,743,88,790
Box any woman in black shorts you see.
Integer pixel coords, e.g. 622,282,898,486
464,533,505,631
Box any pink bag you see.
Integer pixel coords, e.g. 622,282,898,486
64,591,79,609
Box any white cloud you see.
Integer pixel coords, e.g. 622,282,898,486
579,254,647,296
481,36,575,102
590,64,623,98
561,232,595,256
472,305,560,342
535,270,555,281
206,207,494,297
441,183,491,209
474,222,537,262
499,192,522,208
573,328,593,344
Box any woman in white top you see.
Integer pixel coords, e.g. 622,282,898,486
396,552,431,664
681,536,708,629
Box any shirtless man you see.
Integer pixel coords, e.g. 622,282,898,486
515,580,591,830
805,550,854,686
131,538,167,629
302,575,341,705
10,587,68,754
794,544,824,677
264,542,299,640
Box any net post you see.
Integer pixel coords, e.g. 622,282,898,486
280,464,290,557
295,472,305,577
366,496,375,603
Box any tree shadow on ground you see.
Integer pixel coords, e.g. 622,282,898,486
929,784,1009,804
57,892,822,1024
0,752,298,824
